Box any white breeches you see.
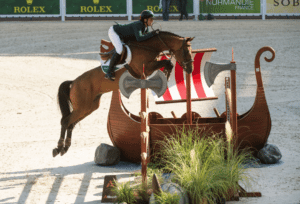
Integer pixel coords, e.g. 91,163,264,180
108,26,123,55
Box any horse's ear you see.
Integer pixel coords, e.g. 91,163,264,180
186,37,195,42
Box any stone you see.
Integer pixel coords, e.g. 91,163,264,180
149,182,189,204
257,144,282,164
94,143,120,166
152,173,162,195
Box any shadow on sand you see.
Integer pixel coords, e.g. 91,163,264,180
0,161,141,204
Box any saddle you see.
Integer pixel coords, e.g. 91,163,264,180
99,39,127,64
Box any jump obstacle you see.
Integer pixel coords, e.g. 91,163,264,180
107,46,275,163
102,45,275,202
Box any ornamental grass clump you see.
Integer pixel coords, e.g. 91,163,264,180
112,163,165,204
112,181,137,204
153,191,181,204
154,127,254,203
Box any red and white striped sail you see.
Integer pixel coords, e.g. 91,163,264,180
153,51,216,104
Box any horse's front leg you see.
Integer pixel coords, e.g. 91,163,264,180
146,59,173,80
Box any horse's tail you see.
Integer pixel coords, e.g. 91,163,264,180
57,80,73,118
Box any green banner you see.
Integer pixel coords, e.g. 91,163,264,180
66,0,126,14
0,0,59,15
200,0,260,13
133,0,193,14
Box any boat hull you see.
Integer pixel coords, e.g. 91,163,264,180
107,47,273,163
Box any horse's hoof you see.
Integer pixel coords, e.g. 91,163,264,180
60,149,65,156
53,149,59,157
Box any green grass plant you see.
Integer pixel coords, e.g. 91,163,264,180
153,127,254,203
112,127,254,204
112,180,137,204
112,163,165,204
153,191,181,204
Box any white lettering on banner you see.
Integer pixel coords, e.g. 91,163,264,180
223,0,230,5
206,0,254,8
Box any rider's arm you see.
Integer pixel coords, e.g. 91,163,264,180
133,23,154,42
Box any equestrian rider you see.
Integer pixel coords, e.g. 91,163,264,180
105,10,159,81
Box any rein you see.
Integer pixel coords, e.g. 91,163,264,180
157,34,194,69
128,33,193,70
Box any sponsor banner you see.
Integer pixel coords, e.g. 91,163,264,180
266,0,300,13
132,0,193,14
0,0,59,15
66,0,126,14
199,0,261,13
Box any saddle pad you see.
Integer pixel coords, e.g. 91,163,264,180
100,45,132,74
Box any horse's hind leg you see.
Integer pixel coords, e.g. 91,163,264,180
53,80,72,157
60,94,102,155
60,125,74,156
53,123,67,157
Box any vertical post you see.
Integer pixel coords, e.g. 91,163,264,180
262,0,266,20
193,0,199,21
230,50,237,146
186,73,192,124
225,77,231,123
127,0,132,21
230,69,237,146
60,0,65,22
225,77,233,142
140,66,149,189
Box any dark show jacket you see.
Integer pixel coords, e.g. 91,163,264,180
113,20,154,43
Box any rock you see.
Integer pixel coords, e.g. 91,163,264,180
152,174,162,195
257,144,282,164
149,182,189,204
94,143,120,166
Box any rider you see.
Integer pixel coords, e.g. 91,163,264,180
105,10,159,81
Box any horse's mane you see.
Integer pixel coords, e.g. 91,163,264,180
129,30,183,43
158,31,183,39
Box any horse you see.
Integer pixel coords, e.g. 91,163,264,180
53,31,195,157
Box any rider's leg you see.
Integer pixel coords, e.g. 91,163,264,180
105,52,121,81
106,26,123,81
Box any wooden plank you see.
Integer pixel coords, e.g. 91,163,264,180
239,192,262,197
186,72,192,124
159,48,217,56
101,175,117,203
155,97,218,104
213,107,220,118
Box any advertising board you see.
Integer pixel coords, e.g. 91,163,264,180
0,0,59,15
66,0,126,15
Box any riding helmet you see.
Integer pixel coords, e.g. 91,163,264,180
140,10,155,21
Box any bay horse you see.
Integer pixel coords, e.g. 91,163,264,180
53,31,194,157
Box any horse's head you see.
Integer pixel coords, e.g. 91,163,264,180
173,37,195,74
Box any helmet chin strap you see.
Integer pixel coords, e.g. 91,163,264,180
144,18,149,27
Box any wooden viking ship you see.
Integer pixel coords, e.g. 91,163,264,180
107,47,275,163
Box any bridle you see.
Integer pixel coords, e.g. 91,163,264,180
157,35,194,70
128,33,194,71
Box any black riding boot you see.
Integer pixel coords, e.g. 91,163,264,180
105,52,121,81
